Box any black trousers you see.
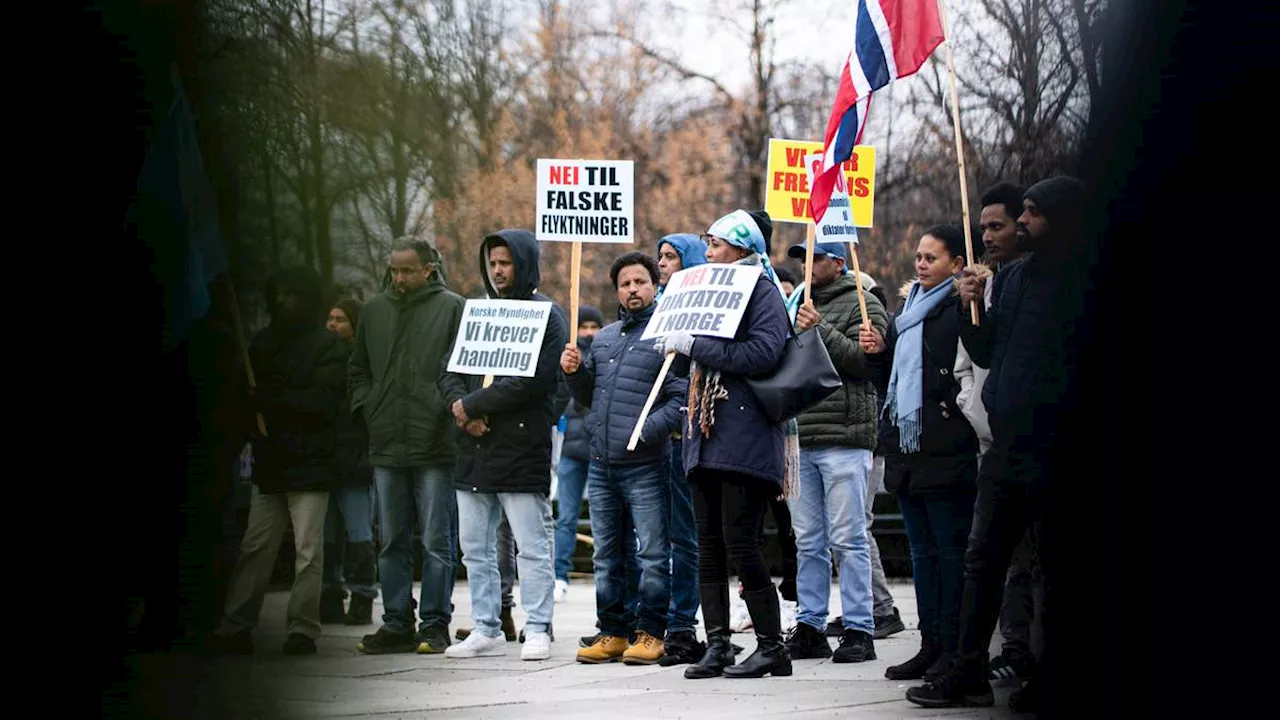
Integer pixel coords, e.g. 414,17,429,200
690,468,773,592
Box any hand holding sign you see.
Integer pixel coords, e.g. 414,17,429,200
560,345,582,374
795,304,821,331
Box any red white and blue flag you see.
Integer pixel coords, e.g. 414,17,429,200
809,1,946,222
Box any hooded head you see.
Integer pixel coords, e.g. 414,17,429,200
577,305,604,337
1018,176,1089,255
479,229,541,299
656,233,707,287
265,265,325,329
327,297,362,340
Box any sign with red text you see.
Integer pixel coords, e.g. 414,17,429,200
535,159,635,243
764,138,876,227
641,264,762,341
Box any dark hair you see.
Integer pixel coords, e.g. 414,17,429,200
869,285,888,306
773,266,797,285
391,235,440,266
609,251,660,288
922,223,967,262
980,182,1026,222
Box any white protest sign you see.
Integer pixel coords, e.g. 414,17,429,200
446,299,553,378
641,264,762,341
804,151,860,246
535,159,634,243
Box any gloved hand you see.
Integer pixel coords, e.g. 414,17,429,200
654,331,696,357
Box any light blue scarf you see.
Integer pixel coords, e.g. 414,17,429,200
884,278,957,453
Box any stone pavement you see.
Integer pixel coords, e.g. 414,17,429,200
181,579,1025,719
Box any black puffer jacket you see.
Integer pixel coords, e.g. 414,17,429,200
249,266,349,494
439,229,569,495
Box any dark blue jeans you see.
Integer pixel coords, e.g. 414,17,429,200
898,483,976,654
587,459,671,638
668,439,700,632
554,456,589,581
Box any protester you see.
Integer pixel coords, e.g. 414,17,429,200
860,224,980,685
208,265,347,656
564,252,685,665
662,208,793,680
440,229,567,662
782,241,888,665
906,176,1091,711
320,298,377,626
351,237,465,655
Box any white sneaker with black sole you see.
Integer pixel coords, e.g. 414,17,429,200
445,631,506,658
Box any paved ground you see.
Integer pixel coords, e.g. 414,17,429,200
160,578,1024,719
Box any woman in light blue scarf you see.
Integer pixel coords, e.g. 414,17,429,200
859,224,980,684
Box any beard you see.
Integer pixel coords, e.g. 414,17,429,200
1014,228,1038,252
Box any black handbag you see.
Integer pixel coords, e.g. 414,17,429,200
746,324,843,424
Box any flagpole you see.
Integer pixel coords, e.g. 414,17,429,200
936,0,980,326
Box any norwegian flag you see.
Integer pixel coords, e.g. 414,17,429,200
809,1,945,222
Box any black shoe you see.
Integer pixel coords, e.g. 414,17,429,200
785,622,832,660
208,629,253,655
1009,678,1041,713
658,630,705,666
722,585,792,679
358,626,418,654
344,594,374,626
825,618,843,637
320,588,347,624
579,633,601,648
282,633,317,655
905,663,995,708
416,625,451,654
885,636,940,680
832,628,875,663
685,583,737,679
873,608,905,639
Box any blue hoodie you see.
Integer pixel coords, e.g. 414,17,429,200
655,233,708,299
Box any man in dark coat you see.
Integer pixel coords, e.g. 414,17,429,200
209,265,348,656
907,176,1090,710
351,237,466,656
562,252,686,666
439,229,568,662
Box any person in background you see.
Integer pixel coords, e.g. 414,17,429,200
320,298,378,626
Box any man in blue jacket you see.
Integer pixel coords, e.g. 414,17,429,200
562,251,687,666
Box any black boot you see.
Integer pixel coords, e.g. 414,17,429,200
685,584,737,679
722,585,792,679
885,633,941,680
320,584,347,625
345,594,373,625
925,650,957,682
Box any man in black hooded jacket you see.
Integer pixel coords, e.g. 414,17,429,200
906,176,1091,710
209,265,348,656
439,229,568,662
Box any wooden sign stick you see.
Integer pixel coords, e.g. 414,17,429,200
848,244,871,329
568,241,582,345
802,223,816,308
937,0,980,326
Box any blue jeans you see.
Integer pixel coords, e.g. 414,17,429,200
899,483,976,653
667,439,700,632
553,456,589,581
456,491,556,638
374,466,457,633
323,485,377,599
587,460,672,638
789,446,875,635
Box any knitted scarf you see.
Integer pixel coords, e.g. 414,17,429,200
883,278,956,453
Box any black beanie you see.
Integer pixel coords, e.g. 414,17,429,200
1024,176,1088,228
334,297,362,330
747,209,773,254
578,305,604,327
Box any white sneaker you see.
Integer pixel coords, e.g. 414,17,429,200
444,631,506,658
730,602,753,633
779,599,798,632
521,631,552,660
553,579,569,603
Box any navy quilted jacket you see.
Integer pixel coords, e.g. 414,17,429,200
566,303,686,466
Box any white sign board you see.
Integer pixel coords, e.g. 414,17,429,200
804,151,860,247
535,159,635,243
446,299,553,378
641,264,762,341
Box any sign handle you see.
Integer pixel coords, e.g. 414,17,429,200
937,0,980,326
482,375,494,388
626,351,676,451
568,241,582,345
802,223,816,308
849,245,871,330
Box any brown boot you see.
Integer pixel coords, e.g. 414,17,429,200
575,634,630,664
622,631,665,665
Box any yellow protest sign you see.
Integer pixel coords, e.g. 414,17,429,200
764,138,876,227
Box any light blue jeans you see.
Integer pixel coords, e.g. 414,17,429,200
456,490,555,638
788,446,875,635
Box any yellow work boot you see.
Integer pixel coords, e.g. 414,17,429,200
622,631,665,666
576,634,630,664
